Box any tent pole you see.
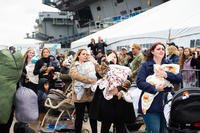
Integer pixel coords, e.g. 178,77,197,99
167,29,171,43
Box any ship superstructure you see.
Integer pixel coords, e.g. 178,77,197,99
38,0,168,47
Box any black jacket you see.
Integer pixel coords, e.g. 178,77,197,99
33,57,50,79
88,43,97,56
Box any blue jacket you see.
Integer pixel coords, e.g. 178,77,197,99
136,58,182,114
167,54,179,64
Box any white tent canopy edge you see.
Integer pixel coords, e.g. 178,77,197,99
71,0,200,51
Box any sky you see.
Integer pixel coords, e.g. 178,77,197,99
0,0,59,46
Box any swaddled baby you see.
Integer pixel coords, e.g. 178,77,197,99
74,61,97,100
97,64,132,100
146,64,174,88
142,64,179,114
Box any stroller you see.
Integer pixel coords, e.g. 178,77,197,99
167,87,200,133
39,84,75,133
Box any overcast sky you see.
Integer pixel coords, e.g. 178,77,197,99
0,0,59,46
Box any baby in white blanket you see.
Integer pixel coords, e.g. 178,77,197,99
74,61,97,100
141,64,179,114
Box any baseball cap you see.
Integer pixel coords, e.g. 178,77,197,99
121,47,127,50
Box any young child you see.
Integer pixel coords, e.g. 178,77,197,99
49,55,60,69
37,78,49,121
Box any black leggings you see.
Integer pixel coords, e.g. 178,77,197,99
75,102,97,133
101,120,126,133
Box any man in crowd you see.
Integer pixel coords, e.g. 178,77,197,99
88,38,97,57
191,46,200,87
96,36,107,55
130,43,144,81
118,47,129,66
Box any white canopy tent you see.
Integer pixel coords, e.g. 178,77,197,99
71,0,200,51
14,39,43,55
14,39,61,55
15,38,43,45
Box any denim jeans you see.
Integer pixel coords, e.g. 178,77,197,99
143,112,167,133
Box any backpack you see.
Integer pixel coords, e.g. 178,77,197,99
0,49,23,124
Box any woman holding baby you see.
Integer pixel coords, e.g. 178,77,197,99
136,42,182,133
89,51,136,133
69,49,97,133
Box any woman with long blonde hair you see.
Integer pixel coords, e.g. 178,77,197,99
21,48,39,94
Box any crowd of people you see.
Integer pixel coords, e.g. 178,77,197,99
0,40,200,133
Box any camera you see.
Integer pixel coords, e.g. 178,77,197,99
194,51,200,58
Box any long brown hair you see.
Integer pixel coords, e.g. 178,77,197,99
71,49,87,64
146,42,166,61
41,48,50,58
107,51,119,64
